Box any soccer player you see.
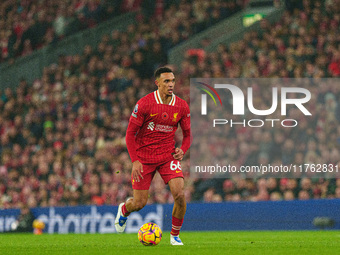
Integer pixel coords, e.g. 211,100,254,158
115,67,191,245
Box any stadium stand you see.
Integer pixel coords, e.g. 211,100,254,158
0,0,339,209
0,0,124,63
0,0,246,64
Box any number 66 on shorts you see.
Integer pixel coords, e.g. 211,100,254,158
131,160,184,190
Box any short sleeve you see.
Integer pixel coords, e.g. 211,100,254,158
129,99,147,127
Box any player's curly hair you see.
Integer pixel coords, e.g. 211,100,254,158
154,67,173,79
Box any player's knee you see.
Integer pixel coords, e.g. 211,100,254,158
173,192,185,206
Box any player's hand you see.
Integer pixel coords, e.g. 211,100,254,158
173,148,184,161
132,160,143,182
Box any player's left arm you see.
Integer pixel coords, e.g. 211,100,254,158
173,102,192,161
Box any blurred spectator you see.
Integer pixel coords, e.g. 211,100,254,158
10,204,36,233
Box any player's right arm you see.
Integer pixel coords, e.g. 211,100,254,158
126,121,143,182
125,100,147,182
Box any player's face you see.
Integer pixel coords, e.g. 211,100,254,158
156,72,175,97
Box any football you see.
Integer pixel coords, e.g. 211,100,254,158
138,222,162,246
33,219,45,230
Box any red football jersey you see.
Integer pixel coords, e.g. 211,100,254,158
129,90,191,164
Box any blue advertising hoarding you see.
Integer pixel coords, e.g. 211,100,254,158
0,200,339,233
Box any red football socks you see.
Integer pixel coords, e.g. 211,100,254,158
122,203,131,217
170,216,184,236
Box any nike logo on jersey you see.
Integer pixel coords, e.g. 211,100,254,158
176,171,181,173
150,113,159,117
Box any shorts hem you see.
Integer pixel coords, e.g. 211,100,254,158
132,187,150,190
164,176,184,185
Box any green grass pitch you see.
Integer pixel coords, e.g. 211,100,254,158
0,231,339,255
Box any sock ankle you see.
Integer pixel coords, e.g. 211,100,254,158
170,216,183,236
121,203,131,217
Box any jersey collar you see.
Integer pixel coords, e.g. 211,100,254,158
154,90,176,106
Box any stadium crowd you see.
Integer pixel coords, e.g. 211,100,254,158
0,0,123,63
0,0,340,209
0,0,245,64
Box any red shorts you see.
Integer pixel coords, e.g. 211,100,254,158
132,160,184,190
